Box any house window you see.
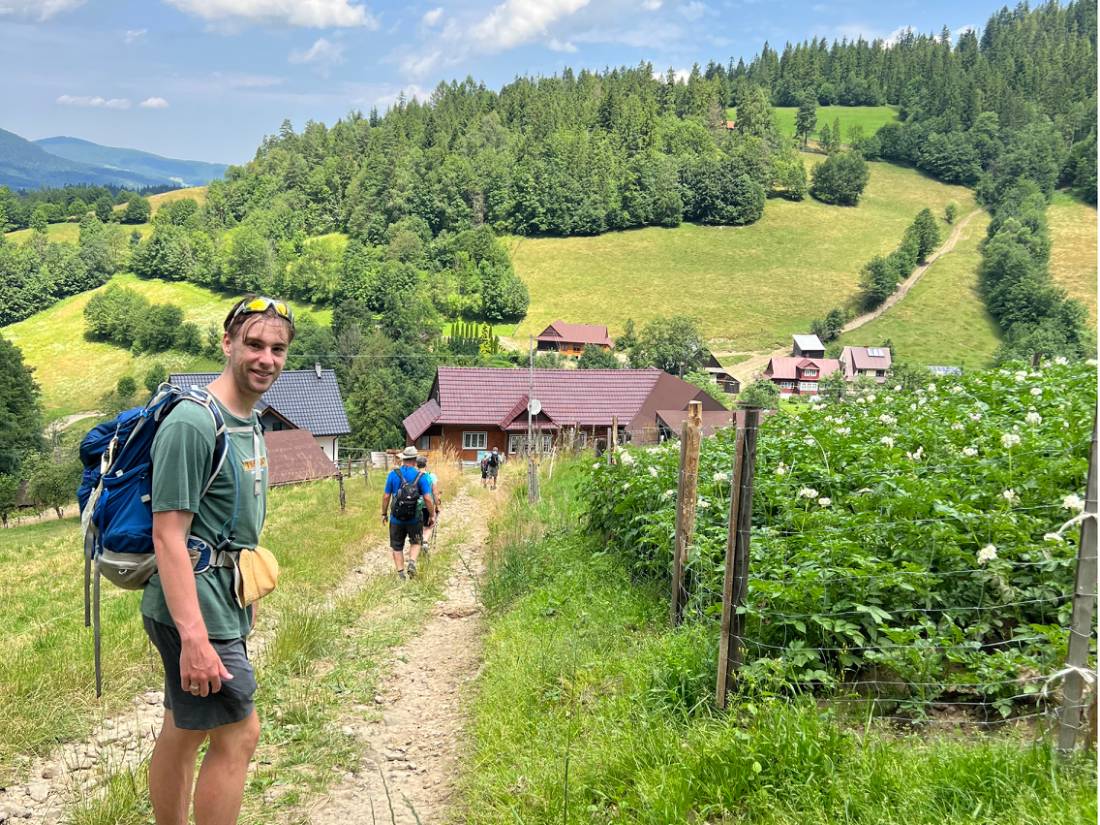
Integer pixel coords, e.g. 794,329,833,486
578,431,588,447
803,368,818,377
875,370,885,378
778,380,796,389
798,381,818,392
508,435,523,454
417,434,430,451
542,433,553,453
462,431,487,450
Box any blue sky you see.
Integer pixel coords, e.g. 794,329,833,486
1,0,1003,164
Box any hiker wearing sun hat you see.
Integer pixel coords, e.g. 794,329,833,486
381,445,436,579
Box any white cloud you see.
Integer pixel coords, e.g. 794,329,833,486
371,84,429,110
164,0,378,28
124,28,147,43
422,7,443,26
289,36,345,72
642,0,661,9
679,1,707,21
470,0,590,52
56,94,132,109
140,96,169,108
548,37,576,52
0,0,84,20
651,66,690,83
400,49,444,78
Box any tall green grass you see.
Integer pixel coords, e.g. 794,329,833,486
459,460,1097,824
726,105,901,144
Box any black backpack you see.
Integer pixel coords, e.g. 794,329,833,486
391,469,424,521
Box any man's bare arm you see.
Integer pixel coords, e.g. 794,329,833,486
152,510,231,695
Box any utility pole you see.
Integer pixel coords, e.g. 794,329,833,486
528,336,540,503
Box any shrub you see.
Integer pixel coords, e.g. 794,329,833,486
810,151,870,206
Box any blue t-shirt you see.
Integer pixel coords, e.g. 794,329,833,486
385,465,433,524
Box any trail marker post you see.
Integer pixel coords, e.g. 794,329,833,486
671,401,703,626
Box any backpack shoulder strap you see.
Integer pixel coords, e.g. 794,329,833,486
178,388,230,498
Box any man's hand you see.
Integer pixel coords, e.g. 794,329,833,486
381,513,389,525
180,637,233,697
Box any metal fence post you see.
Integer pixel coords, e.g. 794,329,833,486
671,401,703,626
1058,415,1098,752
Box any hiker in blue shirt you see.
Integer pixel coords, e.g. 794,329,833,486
416,455,440,549
381,446,436,579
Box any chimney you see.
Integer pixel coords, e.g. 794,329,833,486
314,363,322,379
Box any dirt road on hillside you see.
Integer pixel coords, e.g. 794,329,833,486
292,479,488,825
727,208,982,385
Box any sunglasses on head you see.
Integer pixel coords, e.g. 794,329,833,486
228,296,295,330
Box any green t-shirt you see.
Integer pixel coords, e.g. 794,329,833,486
140,396,268,639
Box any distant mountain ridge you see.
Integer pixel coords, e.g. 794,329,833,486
35,136,227,187
0,127,226,190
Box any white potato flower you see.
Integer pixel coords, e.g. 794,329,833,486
1063,493,1085,512
962,447,978,457
880,436,895,447
818,496,831,507
799,487,819,499
1001,433,1021,449
977,544,998,564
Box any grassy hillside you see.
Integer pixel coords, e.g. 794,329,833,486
836,210,1000,369
146,185,207,213
727,105,900,142
4,221,152,245
509,158,975,351
1,273,331,420
1048,192,1097,323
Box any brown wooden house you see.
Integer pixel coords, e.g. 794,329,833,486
403,367,725,462
535,321,613,357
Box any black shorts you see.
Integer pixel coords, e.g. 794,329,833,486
143,616,257,731
488,463,499,477
389,520,423,551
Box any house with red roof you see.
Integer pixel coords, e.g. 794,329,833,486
403,366,725,460
763,356,841,397
839,345,893,383
535,320,614,358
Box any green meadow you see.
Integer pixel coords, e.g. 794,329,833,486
509,158,975,351
4,222,153,245
1048,192,1098,324
836,210,1000,369
727,104,901,142
1,272,331,420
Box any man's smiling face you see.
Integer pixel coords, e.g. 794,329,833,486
222,315,290,398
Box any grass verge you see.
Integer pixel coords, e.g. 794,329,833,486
459,459,1097,824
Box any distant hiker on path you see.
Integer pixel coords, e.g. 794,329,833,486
382,446,436,579
144,296,293,825
487,446,501,490
416,455,440,549
480,455,490,488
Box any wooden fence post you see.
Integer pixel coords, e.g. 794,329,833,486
337,468,346,512
611,416,619,459
1058,415,1098,752
715,406,761,705
671,401,703,626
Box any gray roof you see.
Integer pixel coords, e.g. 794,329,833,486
793,334,825,352
170,369,351,437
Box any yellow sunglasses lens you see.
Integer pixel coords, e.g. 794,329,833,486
243,298,291,319
246,298,270,312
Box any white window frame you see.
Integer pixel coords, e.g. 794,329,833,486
542,433,553,453
508,434,523,454
778,380,796,389
462,431,487,450
798,381,818,392
803,368,818,377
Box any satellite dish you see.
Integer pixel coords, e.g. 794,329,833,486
527,398,542,416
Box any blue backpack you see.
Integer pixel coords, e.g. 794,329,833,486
78,383,234,695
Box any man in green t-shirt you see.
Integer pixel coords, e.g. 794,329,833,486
144,296,293,825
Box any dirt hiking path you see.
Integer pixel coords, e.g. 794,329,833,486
0,478,488,824
728,208,982,385
294,478,488,825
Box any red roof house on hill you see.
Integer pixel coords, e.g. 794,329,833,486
763,356,841,397
535,320,614,357
403,366,725,459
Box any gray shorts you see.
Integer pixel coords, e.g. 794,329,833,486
143,616,257,730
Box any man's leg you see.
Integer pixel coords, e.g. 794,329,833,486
391,548,406,571
149,710,207,825
192,711,260,825
389,523,405,572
